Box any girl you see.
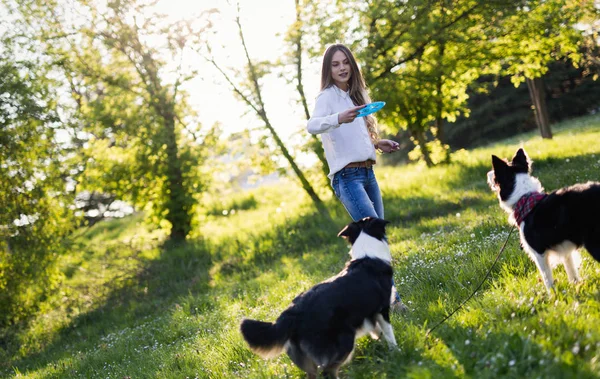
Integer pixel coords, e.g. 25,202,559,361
307,44,407,312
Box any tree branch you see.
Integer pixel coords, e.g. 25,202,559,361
206,56,261,116
234,3,267,115
371,2,483,83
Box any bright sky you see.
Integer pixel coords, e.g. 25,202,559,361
155,0,322,149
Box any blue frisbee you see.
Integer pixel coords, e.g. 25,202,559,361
356,101,385,117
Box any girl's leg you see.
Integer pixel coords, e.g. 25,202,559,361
332,168,378,221
364,168,384,219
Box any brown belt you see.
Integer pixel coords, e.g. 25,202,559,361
344,159,376,168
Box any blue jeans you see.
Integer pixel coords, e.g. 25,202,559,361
332,167,384,221
332,167,402,305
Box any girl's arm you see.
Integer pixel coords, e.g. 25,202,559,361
375,139,400,153
307,93,340,135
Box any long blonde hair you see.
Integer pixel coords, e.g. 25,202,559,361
320,44,379,144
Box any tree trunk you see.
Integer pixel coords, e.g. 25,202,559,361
434,118,451,164
293,0,332,194
224,10,331,220
434,80,451,164
261,112,332,219
413,129,434,167
526,76,552,139
434,2,451,165
162,106,191,242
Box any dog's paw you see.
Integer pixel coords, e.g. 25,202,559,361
387,343,401,352
391,301,409,314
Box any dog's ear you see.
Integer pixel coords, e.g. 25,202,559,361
363,217,389,241
511,148,530,172
369,217,390,229
491,155,510,187
491,155,507,174
337,222,361,241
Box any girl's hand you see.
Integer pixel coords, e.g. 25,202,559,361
376,139,400,153
338,105,366,124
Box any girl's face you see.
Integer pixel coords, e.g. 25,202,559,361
331,50,352,90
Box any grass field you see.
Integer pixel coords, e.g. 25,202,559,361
3,115,600,378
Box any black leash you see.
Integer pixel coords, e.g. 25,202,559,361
425,227,516,337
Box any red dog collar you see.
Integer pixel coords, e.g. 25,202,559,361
513,192,547,225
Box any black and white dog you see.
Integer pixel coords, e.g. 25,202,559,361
240,217,397,379
487,148,600,291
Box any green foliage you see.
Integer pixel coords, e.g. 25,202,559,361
300,0,596,166
408,139,451,166
447,36,600,149
497,0,591,86
0,48,75,327
6,0,215,241
445,75,535,148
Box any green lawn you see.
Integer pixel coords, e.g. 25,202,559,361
3,115,600,378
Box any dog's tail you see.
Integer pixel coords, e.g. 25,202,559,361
240,315,293,359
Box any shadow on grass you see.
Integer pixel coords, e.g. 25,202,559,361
431,308,600,378
74,212,146,242
385,193,489,226
8,148,600,376
6,203,354,376
6,240,213,376
340,331,460,378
